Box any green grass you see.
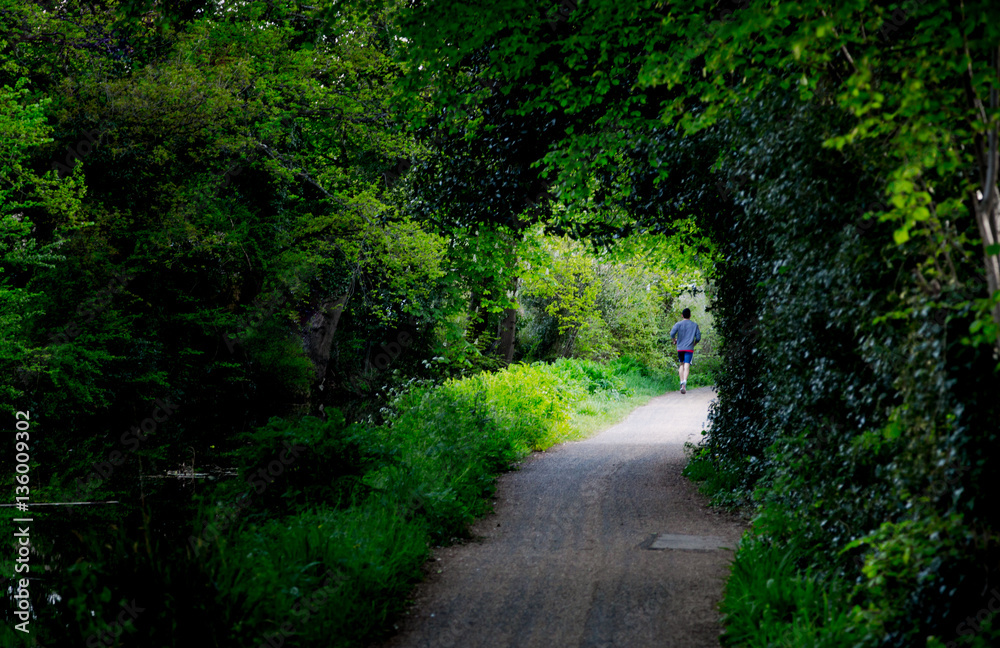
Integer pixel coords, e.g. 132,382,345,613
566,362,675,438
17,356,706,648
685,352,720,389
212,502,429,647
720,537,863,648
202,356,683,647
682,443,750,511
560,354,718,439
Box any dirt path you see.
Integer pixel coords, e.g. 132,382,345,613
379,387,746,648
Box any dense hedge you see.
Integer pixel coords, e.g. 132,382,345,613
682,86,1000,646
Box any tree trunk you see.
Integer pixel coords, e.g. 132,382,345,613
494,274,520,363
304,292,349,384
973,191,1000,327
496,306,517,363
966,43,1000,336
468,290,491,347
561,325,579,358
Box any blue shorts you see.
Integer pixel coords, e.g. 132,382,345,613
677,351,693,364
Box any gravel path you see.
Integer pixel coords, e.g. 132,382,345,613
379,387,746,648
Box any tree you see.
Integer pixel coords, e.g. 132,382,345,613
387,1,1000,642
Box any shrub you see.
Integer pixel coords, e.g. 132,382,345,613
545,357,632,397
364,385,519,541
442,362,576,449
212,503,428,647
190,356,668,647
228,411,376,515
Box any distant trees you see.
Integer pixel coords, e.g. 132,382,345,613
518,232,707,366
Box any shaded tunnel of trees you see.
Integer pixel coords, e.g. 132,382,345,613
2,1,1000,646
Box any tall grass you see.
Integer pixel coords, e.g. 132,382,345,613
6,355,701,648
719,537,861,648
198,356,679,647
9,357,688,647
682,444,750,511
212,503,429,647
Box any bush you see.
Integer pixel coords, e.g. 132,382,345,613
364,385,520,541
211,503,428,647
228,411,375,515
682,443,748,511
193,359,602,646
682,80,1000,647
197,356,673,646
545,357,633,398
12,356,670,648
442,362,576,449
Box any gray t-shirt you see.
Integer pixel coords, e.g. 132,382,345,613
670,319,701,351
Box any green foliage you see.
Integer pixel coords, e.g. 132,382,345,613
0,498,226,647
845,512,990,647
363,383,524,541
546,357,631,397
519,229,712,367
522,236,603,337
682,443,747,511
0,77,85,413
229,411,374,515
720,537,862,648
235,320,315,404
212,504,428,647
14,0,1000,646
198,357,662,646
1,0,458,472
440,363,576,450
567,356,676,436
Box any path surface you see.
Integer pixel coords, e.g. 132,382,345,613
380,387,746,648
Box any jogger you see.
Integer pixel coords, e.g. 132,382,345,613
669,308,701,394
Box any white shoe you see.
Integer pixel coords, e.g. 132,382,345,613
680,385,686,394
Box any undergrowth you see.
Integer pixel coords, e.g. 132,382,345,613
188,356,680,647
682,443,749,511
8,356,697,647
